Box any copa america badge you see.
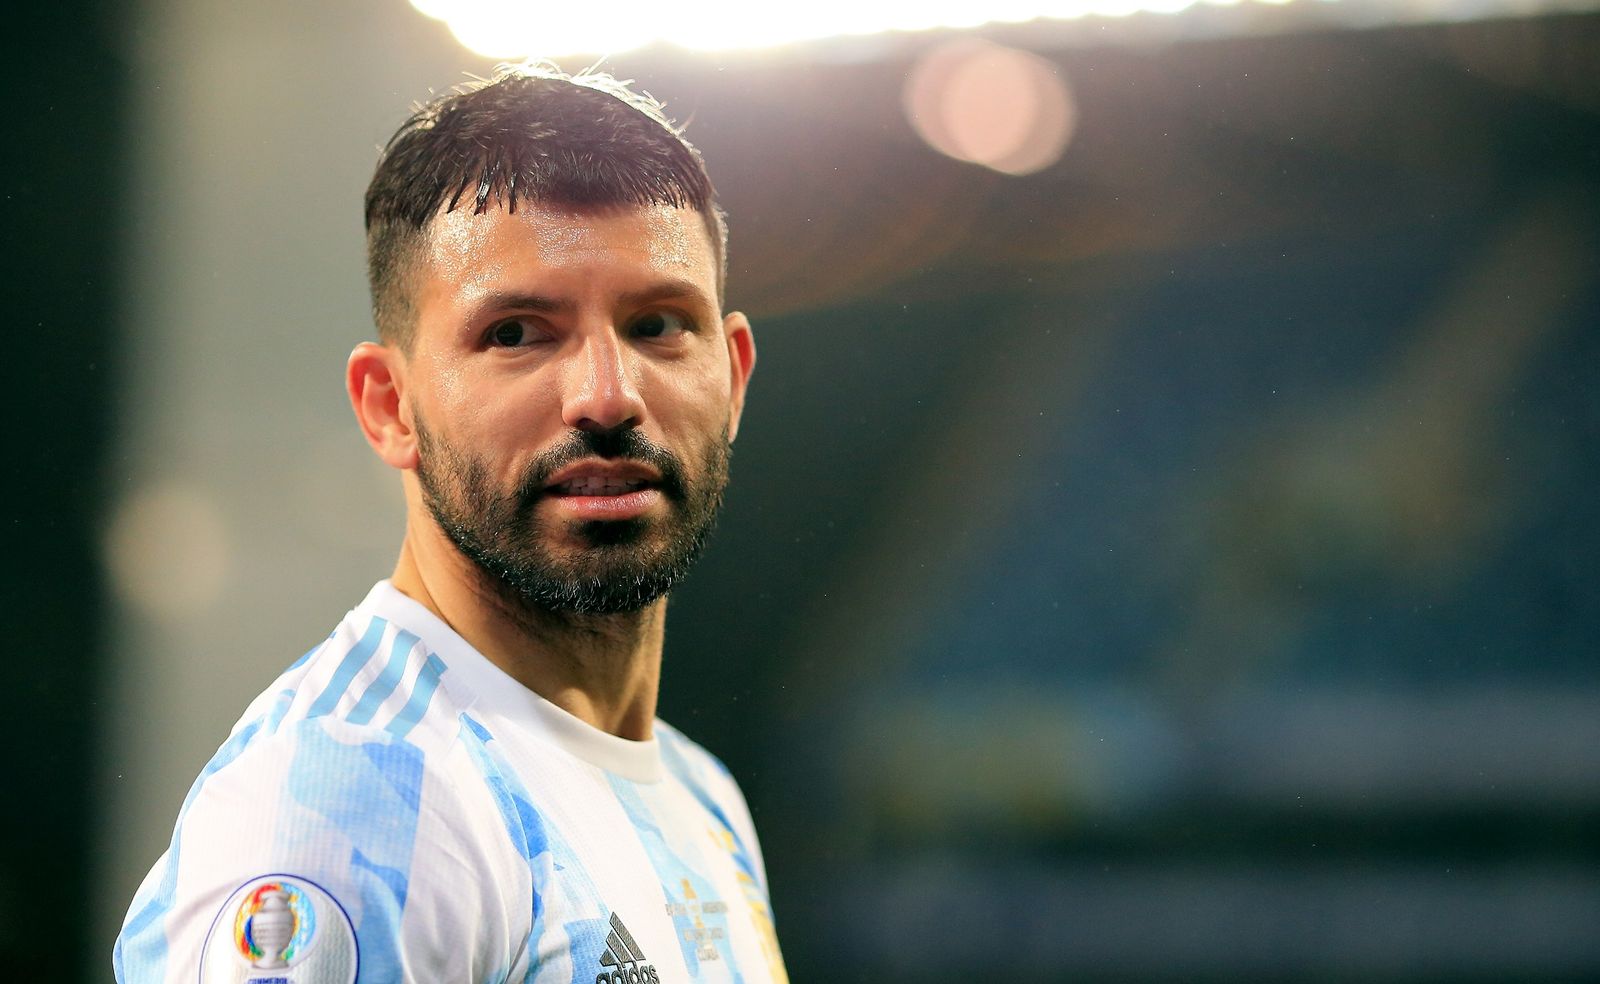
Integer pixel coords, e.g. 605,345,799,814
200,874,357,984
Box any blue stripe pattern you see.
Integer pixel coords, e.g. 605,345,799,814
114,719,264,983
385,653,446,739
347,629,419,726
608,774,742,978
661,732,761,888
285,722,425,984
307,616,387,718
460,714,554,984
265,689,297,736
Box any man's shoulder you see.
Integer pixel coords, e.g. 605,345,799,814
654,719,771,887
179,585,490,833
145,593,516,956
184,682,480,844
655,719,732,777
655,719,751,811
117,634,518,984
245,585,474,754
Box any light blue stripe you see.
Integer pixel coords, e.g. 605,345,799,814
346,629,419,726
383,653,446,739
459,714,557,984
264,688,297,736
306,616,387,719
285,722,424,984
660,731,762,889
114,719,264,983
607,774,742,977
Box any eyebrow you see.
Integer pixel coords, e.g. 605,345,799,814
465,277,714,320
620,277,714,310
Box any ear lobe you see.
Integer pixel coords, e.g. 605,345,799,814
722,311,756,442
346,341,417,470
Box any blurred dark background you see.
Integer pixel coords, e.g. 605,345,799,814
5,1,1597,981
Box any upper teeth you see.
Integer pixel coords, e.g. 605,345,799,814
559,477,645,495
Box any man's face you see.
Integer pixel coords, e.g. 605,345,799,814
399,201,750,615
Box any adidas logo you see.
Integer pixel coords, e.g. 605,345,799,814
596,912,659,984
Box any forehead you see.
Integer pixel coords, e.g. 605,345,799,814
418,201,718,305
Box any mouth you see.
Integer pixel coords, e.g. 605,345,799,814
541,461,665,519
548,475,653,497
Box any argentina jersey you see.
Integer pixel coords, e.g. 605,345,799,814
115,581,789,984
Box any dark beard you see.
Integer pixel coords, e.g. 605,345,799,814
413,417,729,616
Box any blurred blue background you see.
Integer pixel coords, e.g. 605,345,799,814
3,1,1596,980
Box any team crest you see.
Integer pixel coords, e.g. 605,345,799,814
200,874,356,984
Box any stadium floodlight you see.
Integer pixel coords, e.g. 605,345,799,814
409,0,1600,59
409,0,1279,59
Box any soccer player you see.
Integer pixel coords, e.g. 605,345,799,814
114,66,784,983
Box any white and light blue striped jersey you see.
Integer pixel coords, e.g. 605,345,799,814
115,581,788,984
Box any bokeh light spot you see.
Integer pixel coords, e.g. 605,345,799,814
904,39,1077,175
106,482,232,620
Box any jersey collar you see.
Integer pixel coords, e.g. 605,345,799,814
356,580,665,783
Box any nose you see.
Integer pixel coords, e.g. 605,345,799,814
560,329,645,434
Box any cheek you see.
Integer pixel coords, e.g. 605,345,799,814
414,349,472,419
648,358,732,432
421,360,554,470
432,357,535,422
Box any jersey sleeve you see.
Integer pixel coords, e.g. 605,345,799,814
115,715,524,984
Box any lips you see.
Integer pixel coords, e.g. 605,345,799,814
542,465,663,521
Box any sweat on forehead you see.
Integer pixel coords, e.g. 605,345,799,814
421,201,719,296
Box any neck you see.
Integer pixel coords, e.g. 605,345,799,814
390,521,665,742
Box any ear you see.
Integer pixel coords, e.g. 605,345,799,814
346,341,417,470
722,311,756,442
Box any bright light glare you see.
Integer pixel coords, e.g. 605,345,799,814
408,0,1285,58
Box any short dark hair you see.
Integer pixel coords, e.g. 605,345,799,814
364,65,727,348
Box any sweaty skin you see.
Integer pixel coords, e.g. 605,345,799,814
346,202,755,740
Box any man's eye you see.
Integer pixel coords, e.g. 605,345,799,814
489,319,538,347
631,311,692,340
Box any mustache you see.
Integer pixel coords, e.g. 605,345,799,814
514,428,688,506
